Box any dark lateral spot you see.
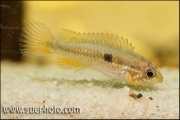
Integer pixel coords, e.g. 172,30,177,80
104,54,112,62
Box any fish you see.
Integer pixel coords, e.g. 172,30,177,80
19,21,163,85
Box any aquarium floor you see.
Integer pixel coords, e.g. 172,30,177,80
1,61,179,119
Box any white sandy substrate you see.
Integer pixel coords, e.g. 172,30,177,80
1,60,179,119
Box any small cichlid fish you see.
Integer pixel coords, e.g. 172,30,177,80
19,21,163,85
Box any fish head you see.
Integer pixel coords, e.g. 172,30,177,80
124,61,163,85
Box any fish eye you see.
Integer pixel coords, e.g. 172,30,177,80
145,69,155,78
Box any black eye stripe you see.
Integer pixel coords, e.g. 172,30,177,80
104,54,112,62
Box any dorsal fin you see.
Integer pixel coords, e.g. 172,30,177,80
58,29,135,51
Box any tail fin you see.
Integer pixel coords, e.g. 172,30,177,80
19,21,55,56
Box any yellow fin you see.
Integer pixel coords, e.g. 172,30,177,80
58,56,85,68
58,29,135,51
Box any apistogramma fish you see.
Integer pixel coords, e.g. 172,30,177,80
19,21,163,85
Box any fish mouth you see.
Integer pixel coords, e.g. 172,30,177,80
148,79,163,84
124,71,163,85
156,78,163,84
151,76,164,84
127,76,163,85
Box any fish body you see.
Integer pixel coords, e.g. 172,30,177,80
19,21,163,85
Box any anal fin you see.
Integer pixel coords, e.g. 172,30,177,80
58,56,85,69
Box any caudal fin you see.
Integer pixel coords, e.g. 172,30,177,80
19,21,55,56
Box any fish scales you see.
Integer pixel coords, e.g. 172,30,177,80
53,41,134,69
19,21,163,85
